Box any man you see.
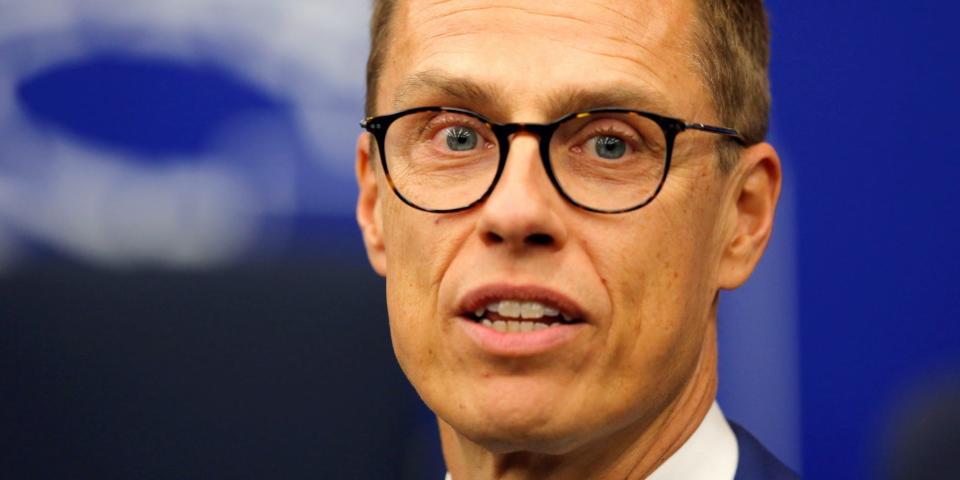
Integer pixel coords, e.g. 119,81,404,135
355,0,797,478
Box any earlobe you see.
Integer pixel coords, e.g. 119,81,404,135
718,142,782,289
356,133,388,276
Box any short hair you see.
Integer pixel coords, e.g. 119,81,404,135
364,0,771,171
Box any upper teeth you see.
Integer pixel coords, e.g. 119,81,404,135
476,300,569,321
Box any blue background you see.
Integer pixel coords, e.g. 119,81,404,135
2,1,959,478
768,1,960,478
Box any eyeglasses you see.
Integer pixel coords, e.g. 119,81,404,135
360,106,745,214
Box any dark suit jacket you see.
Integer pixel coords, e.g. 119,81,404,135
730,422,799,480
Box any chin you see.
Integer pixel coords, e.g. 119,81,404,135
462,421,585,455
441,393,593,455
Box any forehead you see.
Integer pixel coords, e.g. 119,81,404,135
381,0,707,120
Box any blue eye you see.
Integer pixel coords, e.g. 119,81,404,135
444,126,479,151
593,135,626,159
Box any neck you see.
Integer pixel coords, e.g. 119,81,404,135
440,320,720,480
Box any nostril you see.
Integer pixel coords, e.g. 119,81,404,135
484,231,504,244
525,233,554,246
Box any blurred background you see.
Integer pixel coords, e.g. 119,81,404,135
1,1,957,478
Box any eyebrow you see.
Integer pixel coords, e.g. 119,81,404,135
541,86,673,120
394,70,505,114
392,69,674,121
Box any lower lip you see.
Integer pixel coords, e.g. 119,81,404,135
457,317,586,356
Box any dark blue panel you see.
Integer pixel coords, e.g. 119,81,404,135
766,0,960,478
16,54,287,158
0,261,442,480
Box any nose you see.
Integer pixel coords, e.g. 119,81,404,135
476,132,568,250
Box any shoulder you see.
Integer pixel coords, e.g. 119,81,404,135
729,421,800,480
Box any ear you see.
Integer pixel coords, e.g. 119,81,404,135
718,142,782,289
356,132,387,276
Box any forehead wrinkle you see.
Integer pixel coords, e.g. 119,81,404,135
567,22,689,81
576,0,702,101
556,39,701,119
415,1,597,29
407,0,654,54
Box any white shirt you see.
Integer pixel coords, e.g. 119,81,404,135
646,402,738,480
444,401,738,480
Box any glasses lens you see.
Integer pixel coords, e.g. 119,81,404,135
549,112,668,212
383,110,499,211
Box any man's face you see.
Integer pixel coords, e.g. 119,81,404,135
360,0,739,453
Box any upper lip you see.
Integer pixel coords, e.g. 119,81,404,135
457,283,586,322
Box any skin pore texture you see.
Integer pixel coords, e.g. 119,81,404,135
355,1,781,479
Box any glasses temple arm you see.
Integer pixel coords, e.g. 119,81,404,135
684,122,748,146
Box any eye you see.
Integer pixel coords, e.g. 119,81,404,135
589,135,627,160
563,116,649,162
443,126,479,151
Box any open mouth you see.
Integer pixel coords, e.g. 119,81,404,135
465,300,583,333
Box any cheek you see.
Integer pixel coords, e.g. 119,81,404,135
590,200,717,368
594,209,700,315
382,199,463,284
384,227,434,359
582,223,711,424
381,202,467,378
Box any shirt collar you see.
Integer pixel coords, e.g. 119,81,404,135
646,401,739,480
